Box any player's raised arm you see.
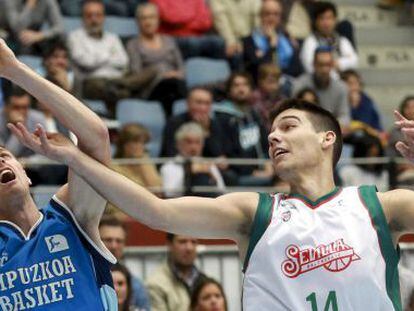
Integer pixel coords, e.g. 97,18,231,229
8,124,258,245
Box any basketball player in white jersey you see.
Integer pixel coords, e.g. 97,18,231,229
12,80,414,309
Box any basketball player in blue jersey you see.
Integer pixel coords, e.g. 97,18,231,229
12,85,414,309
0,40,118,310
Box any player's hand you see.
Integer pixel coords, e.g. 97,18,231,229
7,122,78,165
394,110,414,162
0,39,19,78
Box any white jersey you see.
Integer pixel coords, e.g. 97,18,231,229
242,186,401,310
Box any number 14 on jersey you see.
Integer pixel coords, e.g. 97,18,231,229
306,291,338,311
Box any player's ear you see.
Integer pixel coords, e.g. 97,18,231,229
321,131,336,150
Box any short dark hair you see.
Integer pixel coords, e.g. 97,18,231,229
314,46,333,63
5,86,30,105
295,87,320,105
225,72,253,96
166,232,175,242
311,1,337,31
99,215,127,233
82,0,104,10
190,278,228,311
399,95,414,117
340,69,361,82
269,99,343,167
42,39,68,60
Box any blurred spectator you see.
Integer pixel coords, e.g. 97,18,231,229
210,0,261,58
190,278,228,311
341,69,384,132
39,40,74,92
59,0,143,16
146,233,207,311
161,87,226,158
69,0,156,115
111,263,145,311
339,134,388,191
127,3,186,116
0,87,46,158
300,1,358,74
295,87,319,105
151,0,225,59
160,122,226,197
293,47,351,130
0,2,9,40
251,64,286,131
242,0,302,81
3,0,64,54
99,217,151,310
216,73,273,185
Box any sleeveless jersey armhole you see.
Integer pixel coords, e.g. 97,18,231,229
242,192,274,273
358,185,402,311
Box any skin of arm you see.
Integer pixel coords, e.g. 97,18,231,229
0,39,111,242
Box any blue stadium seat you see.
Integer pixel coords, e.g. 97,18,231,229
17,55,42,70
83,99,108,116
172,99,187,115
63,17,82,33
116,99,165,157
105,16,138,38
185,57,231,88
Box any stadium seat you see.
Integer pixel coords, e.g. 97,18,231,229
105,16,138,38
116,99,165,157
185,57,231,88
63,17,82,33
17,55,42,70
172,99,187,115
83,99,108,116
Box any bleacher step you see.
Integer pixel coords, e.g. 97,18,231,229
360,68,414,86
338,5,398,27
358,45,414,69
356,27,414,46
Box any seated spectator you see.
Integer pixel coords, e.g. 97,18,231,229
0,87,46,158
68,0,156,116
99,217,151,310
190,278,228,311
161,87,226,158
111,263,140,311
293,47,351,130
295,87,319,105
210,0,261,59
151,0,225,59
146,233,207,311
339,133,388,191
242,0,302,81
251,64,286,131
341,69,384,132
216,73,273,185
39,40,74,92
160,122,226,197
127,3,186,116
3,0,64,55
300,1,358,75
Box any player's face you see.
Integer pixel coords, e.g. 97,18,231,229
194,283,226,311
0,147,31,197
168,236,198,268
111,271,128,307
99,225,126,260
268,109,325,179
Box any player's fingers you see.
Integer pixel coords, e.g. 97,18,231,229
7,123,25,142
36,124,50,149
15,122,40,148
395,120,414,129
394,110,406,122
396,141,412,159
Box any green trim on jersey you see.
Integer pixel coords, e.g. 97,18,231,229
289,186,340,207
243,192,274,273
359,185,402,311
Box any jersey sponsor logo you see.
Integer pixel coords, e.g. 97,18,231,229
281,211,291,222
45,235,69,253
281,238,360,278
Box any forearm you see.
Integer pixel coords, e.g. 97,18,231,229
68,150,168,230
4,62,109,160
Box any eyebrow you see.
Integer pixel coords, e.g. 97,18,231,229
270,115,301,132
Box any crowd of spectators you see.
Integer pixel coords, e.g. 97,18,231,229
1,0,414,309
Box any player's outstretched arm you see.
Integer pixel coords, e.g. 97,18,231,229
0,39,110,241
8,124,259,243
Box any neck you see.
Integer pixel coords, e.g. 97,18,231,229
0,193,40,235
286,164,336,201
234,101,250,112
173,262,194,279
142,32,157,40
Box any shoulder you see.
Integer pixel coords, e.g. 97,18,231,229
146,262,172,286
68,28,85,39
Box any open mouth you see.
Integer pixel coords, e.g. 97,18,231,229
274,149,289,158
0,169,16,184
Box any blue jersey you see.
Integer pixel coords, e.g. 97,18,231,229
0,196,118,310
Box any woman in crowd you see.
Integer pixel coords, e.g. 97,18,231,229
190,278,227,311
127,3,186,116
